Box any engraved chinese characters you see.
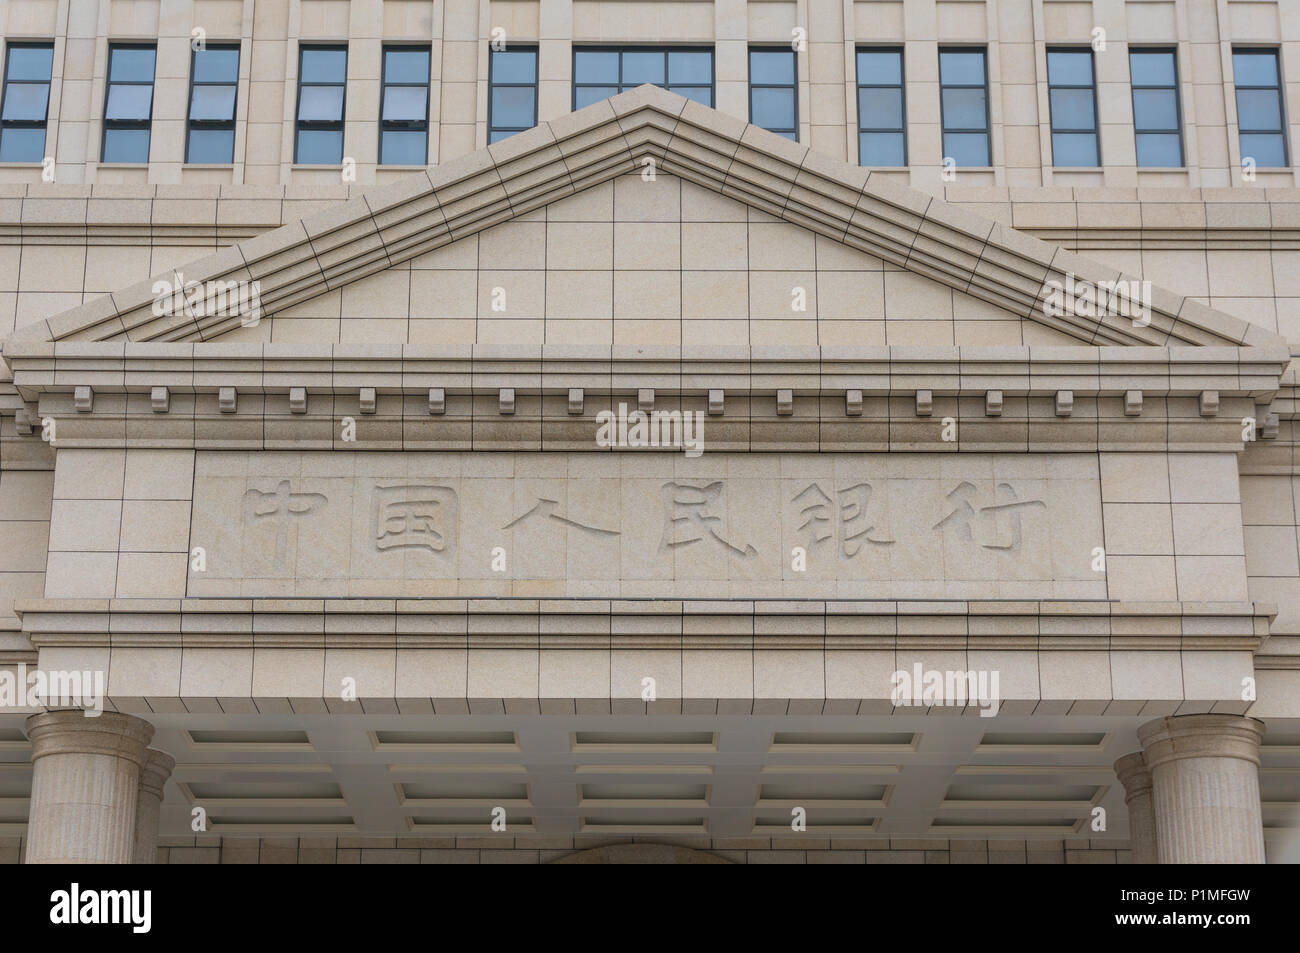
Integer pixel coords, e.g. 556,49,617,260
188,452,1105,599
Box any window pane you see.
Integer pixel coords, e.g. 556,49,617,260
941,87,986,130
489,128,517,144
1052,132,1099,166
1047,51,1092,85
939,51,984,86
857,51,901,85
2,83,49,121
670,85,711,105
296,128,343,164
859,87,903,128
669,51,712,84
860,131,905,166
1239,132,1287,167
7,47,53,81
1233,52,1279,87
491,86,535,127
106,84,153,120
1130,51,1175,86
1236,88,1282,130
751,86,795,130
622,51,665,86
384,48,429,84
110,47,155,82
189,84,236,121
943,131,990,167
381,129,426,164
491,50,537,84
301,49,346,83
0,127,44,161
1132,88,1178,131
382,85,427,121
750,50,794,85
1049,88,1096,130
193,48,239,83
187,127,234,163
574,85,618,108
574,51,619,83
1135,132,1182,167
103,127,150,163
297,85,344,121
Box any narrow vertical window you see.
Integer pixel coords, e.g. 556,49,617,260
1047,48,1099,167
186,44,239,164
295,45,346,164
379,46,429,164
1129,48,1183,167
1234,48,1288,168
856,47,906,166
103,44,156,164
0,42,54,162
488,46,537,144
939,47,990,167
749,47,797,140
572,47,714,109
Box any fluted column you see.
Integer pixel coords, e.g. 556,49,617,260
1137,714,1266,865
132,749,175,864
23,710,154,864
1113,751,1158,864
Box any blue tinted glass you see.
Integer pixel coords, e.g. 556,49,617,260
1233,51,1279,86
1132,88,1178,130
858,51,901,85
669,51,711,84
189,84,235,121
106,84,153,120
1135,133,1182,167
103,127,150,162
860,132,905,166
193,47,239,83
670,85,711,105
381,129,426,164
943,132,989,167
382,85,427,121
940,51,984,85
750,50,795,85
752,86,795,130
297,128,342,164
622,52,665,85
491,86,535,127
297,85,344,121
491,49,536,84
1052,132,1099,166
7,47,53,81
1047,51,1092,85
0,127,44,161
187,127,234,163
1240,132,1286,167
574,85,617,108
1129,51,1175,86
384,48,429,84
859,87,903,128
110,47,155,82
575,51,619,83
301,48,346,83
1236,88,1282,130
942,87,986,130
1050,88,1095,130
2,83,49,121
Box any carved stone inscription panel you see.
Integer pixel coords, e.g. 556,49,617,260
187,452,1106,599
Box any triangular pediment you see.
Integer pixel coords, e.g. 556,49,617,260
2,85,1285,352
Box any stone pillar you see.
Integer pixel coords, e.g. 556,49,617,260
23,710,154,864
132,749,175,864
1113,751,1158,864
1137,714,1266,865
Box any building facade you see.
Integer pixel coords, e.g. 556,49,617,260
0,0,1299,864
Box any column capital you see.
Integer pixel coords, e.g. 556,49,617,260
1113,751,1152,801
24,710,154,769
138,749,175,801
1137,714,1265,772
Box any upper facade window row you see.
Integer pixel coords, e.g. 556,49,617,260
0,40,1290,171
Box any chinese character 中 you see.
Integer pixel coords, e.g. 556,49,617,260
243,480,328,566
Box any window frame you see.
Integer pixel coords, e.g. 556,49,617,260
1046,46,1101,168
938,45,991,168
0,40,54,164
570,45,716,110
1232,46,1289,169
377,43,430,166
293,43,348,166
184,42,240,165
855,45,907,168
748,45,798,141
1128,45,1184,169
101,42,157,165
487,44,539,145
